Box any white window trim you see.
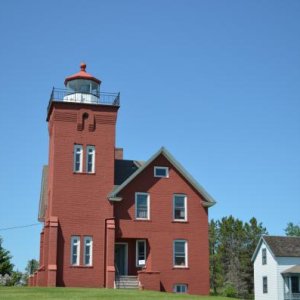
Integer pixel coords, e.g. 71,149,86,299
73,145,83,173
86,145,96,173
173,240,188,268
136,240,146,267
71,236,80,266
154,166,169,178
135,192,150,220
83,236,93,266
173,194,187,222
173,283,188,293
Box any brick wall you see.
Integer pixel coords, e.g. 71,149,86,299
114,154,210,295
41,102,118,287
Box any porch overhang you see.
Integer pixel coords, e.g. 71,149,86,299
282,265,300,275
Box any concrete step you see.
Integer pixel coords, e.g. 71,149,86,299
115,275,139,289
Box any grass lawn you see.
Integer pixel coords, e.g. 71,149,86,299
0,287,237,300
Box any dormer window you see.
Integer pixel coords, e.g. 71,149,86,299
154,166,169,178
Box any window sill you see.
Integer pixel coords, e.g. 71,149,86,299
70,265,94,268
172,220,189,223
73,172,96,175
134,219,151,222
172,266,189,270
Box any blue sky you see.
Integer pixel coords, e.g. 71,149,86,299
0,1,299,272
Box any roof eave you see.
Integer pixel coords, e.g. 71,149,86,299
108,196,123,202
202,201,216,208
109,146,217,206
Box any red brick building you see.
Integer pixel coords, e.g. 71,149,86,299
32,64,216,295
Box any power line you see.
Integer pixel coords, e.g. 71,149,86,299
0,223,41,232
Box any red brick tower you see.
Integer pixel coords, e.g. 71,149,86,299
37,64,120,287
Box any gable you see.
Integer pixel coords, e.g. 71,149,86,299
108,147,216,207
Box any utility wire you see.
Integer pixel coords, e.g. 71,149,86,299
0,223,41,232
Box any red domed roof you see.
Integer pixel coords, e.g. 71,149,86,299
64,63,101,85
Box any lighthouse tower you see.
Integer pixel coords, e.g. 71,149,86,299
37,64,120,287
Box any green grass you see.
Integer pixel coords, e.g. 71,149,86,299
0,287,237,300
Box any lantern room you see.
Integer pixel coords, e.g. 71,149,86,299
63,63,101,104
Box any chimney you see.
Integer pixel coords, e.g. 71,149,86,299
115,148,123,160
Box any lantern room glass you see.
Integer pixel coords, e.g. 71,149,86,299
66,79,99,96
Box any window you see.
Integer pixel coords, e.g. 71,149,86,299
74,145,83,172
86,145,95,173
263,276,268,293
71,236,80,265
135,193,149,220
173,240,187,267
173,284,188,293
262,248,267,265
173,194,187,221
291,276,300,293
84,236,93,266
154,166,169,178
136,240,146,267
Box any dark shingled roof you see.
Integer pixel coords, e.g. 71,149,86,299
264,236,300,257
114,160,144,185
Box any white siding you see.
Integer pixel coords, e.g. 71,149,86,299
276,256,300,300
254,241,278,300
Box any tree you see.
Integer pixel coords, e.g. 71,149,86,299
209,219,221,294
24,259,39,285
25,259,39,275
243,217,268,295
209,216,268,298
285,222,300,237
0,236,14,276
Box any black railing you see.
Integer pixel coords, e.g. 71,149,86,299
48,88,120,109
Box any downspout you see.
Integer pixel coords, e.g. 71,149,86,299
104,217,115,287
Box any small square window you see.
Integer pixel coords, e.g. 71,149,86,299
173,284,188,293
154,166,169,178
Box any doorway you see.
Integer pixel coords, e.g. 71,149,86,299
115,243,128,276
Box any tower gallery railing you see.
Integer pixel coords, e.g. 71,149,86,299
48,88,120,112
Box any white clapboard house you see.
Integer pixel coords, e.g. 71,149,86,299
252,236,300,300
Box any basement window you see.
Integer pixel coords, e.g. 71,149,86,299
154,166,169,178
173,284,188,293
